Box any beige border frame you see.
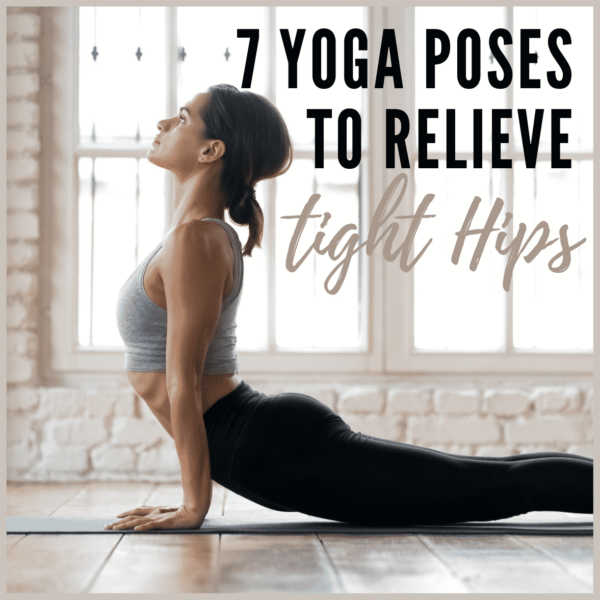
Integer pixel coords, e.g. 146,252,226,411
2,0,597,598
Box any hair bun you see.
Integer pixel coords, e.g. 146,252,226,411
229,185,258,228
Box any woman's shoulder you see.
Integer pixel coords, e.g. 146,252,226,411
157,219,231,281
156,219,233,297
164,219,230,257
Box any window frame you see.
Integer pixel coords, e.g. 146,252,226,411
43,6,591,385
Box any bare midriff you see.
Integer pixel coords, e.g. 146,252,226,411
127,370,242,420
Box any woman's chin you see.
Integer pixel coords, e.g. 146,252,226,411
146,156,169,172
146,151,160,165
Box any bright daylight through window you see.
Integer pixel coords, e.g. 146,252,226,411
75,6,592,362
76,6,366,353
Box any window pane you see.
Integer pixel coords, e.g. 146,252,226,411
415,7,508,153
138,160,167,261
224,180,269,351
513,7,593,153
274,6,366,349
77,158,93,346
276,7,366,147
177,6,267,101
276,159,362,348
79,7,166,142
513,160,593,350
78,158,164,347
413,160,506,350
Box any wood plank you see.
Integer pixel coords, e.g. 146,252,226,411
7,504,70,516
51,481,157,518
7,534,121,593
88,534,220,593
144,481,226,517
7,482,85,511
516,535,594,589
217,534,342,592
419,534,592,593
320,534,469,593
7,534,26,552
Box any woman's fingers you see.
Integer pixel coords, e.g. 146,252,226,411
105,514,174,531
105,514,150,529
106,505,182,528
116,508,149,518
104,506,201,531
106,515,139,529
116,505,180,518
133,516,175,531
115,506,163,518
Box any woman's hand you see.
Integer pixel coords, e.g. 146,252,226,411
116,504,181,519
104,504,206,531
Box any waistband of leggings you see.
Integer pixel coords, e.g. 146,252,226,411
202,379,256,425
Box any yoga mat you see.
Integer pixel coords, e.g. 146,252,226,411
6,510,593,536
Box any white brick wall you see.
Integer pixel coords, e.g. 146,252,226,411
7,13,42,39
5,8,594,483
7,7,41,390
6,382,594,482
338,386,385,413
7,72,40,99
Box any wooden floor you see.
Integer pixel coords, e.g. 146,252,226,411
6,481,593,593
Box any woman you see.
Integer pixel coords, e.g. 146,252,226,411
107,84,592,531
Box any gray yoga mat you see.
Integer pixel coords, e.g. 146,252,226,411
6,510,593,536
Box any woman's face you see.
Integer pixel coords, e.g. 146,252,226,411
147,92,217,173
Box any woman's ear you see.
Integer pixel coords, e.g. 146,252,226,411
199,139,226,163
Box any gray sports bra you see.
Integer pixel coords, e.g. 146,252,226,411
115,218,244,373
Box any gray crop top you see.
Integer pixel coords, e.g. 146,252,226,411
115,218,244,373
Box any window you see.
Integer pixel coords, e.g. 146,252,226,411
384,6,592,373
47,6,381,381
46,6,591,382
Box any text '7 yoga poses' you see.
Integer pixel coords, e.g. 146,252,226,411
107,84,592,531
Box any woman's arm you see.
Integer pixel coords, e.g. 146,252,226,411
160,219,230,519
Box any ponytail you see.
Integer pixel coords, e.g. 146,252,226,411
228,185,264,257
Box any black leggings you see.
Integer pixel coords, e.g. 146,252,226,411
203,381,593,526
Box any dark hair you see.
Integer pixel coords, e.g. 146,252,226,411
199,84,293,256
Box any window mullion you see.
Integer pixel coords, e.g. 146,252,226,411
165,6,178,234
407,6,417,360
267,7,277,352
89,158,96,346
506,5,514,354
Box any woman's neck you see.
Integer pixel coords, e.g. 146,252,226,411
169,168,226,229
